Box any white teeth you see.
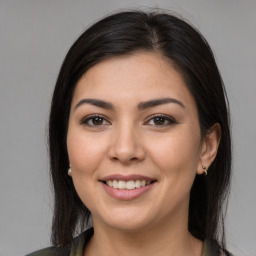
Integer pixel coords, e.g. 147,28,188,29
106,180,151,189
118,180,126,189
135,180,141,188
126,181,135,190
113,180,118,188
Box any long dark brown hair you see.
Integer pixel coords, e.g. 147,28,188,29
49,10,232,254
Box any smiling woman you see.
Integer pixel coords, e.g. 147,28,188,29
26,10,232,256
67,52,206,232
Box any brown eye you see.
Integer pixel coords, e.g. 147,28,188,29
81,115,110,126
91,117,104,125
153,117,167,125
147,115,176,126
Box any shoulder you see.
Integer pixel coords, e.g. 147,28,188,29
25,228,94,256
25,243,71,256
25,246,60,256
204,239,233,256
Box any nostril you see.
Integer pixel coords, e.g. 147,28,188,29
109,155,139,163
131,157,139,160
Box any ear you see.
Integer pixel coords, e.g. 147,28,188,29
197,123,221,175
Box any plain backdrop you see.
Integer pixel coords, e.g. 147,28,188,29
0,1,255,256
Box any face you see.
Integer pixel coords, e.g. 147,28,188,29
67,52,207,232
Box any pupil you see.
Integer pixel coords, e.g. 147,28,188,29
154,117,165,125
93,117,103,125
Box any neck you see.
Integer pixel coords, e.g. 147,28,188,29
84,211,203,256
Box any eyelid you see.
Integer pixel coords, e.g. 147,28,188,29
80,113,177,127
80,114,111,126
144,114,177,125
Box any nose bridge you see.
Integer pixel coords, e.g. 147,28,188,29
109,119,145,163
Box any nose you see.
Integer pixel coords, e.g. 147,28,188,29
108,124,146,164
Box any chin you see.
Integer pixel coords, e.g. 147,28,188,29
105,220,152,233
93,207,157,232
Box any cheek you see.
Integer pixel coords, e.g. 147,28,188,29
147,127,201,177
67,130,107,176
66,130,107,210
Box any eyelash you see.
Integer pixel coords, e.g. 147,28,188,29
145,114,177,126
80,114,110,126
80,114,177,127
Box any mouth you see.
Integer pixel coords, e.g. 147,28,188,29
102,179,155,190
100,175,157,200
100,174,157,190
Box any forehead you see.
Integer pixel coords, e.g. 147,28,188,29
71,52,195,109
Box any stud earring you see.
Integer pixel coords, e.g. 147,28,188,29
67,165,72,175
202,166,207,176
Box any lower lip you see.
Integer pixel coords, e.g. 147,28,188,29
101,182,155,200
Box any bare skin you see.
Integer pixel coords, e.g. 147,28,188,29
67,52,221,256
84,207,203,256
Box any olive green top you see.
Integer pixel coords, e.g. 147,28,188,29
25,228,221,256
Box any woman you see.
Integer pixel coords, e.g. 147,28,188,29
27,10,232,256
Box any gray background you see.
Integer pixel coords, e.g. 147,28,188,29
0,1,255,255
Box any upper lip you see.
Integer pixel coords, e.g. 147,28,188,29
100,174,156,182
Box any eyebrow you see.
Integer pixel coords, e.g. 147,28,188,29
74,97,185,111
137,97,185,110
74,99,114,111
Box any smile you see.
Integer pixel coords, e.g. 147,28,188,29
100,175,156,200
105,180,153,190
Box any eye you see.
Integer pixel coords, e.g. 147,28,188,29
81,115,110,126
146,115,176,126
